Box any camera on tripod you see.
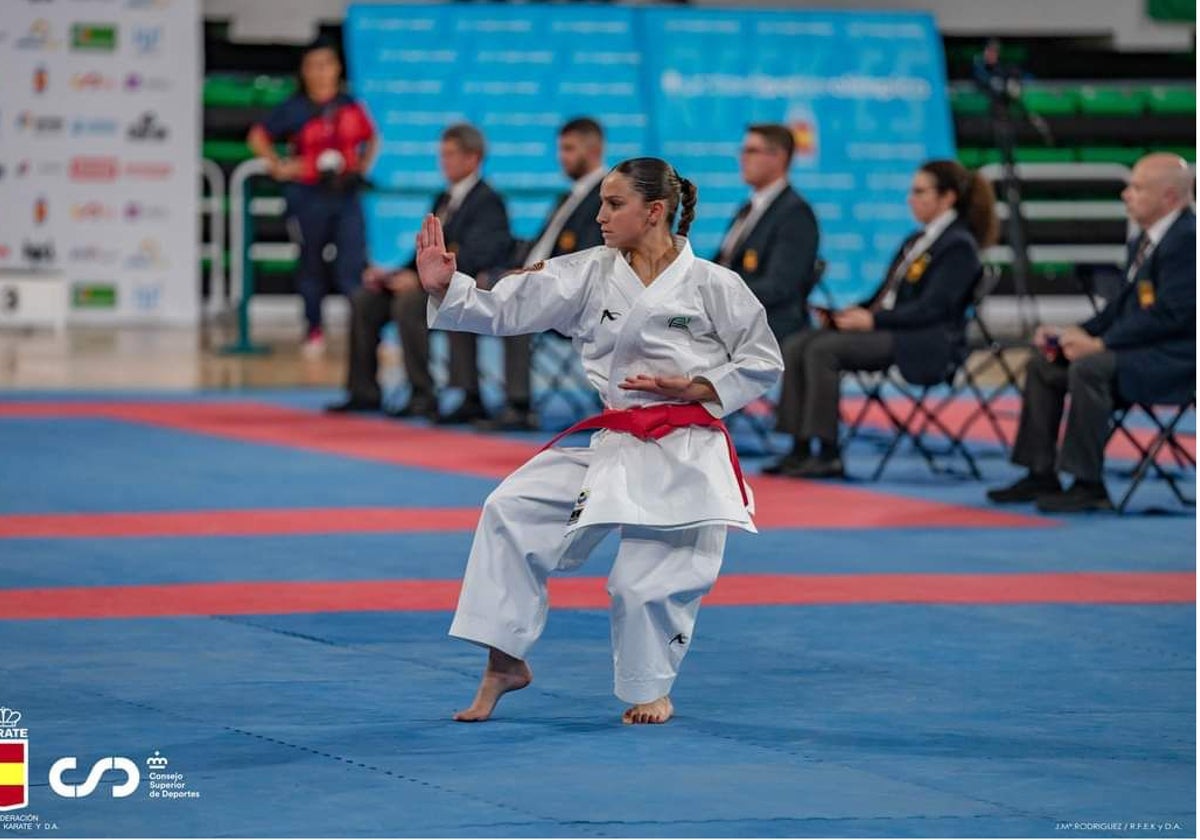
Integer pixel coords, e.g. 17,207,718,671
972,38,1024,110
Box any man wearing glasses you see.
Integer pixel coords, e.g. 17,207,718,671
715,124,820,344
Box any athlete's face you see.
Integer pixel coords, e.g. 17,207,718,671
597,172,666,250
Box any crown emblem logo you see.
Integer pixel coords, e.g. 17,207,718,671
0,708,21,727
145,751,168,769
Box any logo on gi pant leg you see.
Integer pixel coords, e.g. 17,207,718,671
667,316,692,331
567,489,588,525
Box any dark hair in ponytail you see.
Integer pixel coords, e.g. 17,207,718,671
611,157,698,237
919,159,999,248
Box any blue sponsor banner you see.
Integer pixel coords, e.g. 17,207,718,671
347,5,952,299
346,4,646,267
640,8,953,302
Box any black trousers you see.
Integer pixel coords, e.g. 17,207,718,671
1011,351,1118,483
775,329,897,443
345,286,530,406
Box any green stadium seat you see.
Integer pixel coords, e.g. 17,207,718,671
958,147,1002,168
1077,146,1144,166
1147,86,1196,115
203,76,257,109
1078,85,1148,117
254,75,297,107
255,258,298,275
1165,145,1197,162
1021,87,1079,116
950,88,991,116
202,139,254,164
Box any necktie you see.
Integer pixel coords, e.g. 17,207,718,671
718,202,753,266
1126,233,1153,282
872,235,922,312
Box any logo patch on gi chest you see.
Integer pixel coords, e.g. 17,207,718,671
567,489,589,525
667,315,692,331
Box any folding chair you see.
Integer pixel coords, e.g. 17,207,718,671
915,266,1023,454
838,268,984,481
1108,395,1196,513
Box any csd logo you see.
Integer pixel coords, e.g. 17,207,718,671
50,757,140,798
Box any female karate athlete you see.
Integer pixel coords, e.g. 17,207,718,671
415,158,784,724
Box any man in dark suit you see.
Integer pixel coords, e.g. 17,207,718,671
472,117,606,431
327,123,512,422
988,153,1196,512
715,123,819,343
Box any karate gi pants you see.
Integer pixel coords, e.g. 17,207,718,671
449,444,726,705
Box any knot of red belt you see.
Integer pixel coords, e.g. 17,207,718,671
540,403,749,506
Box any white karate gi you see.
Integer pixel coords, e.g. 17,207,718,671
429,238,783,703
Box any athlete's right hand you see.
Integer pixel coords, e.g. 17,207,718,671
416,214,456,297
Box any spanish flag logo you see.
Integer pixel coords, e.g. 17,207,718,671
0,741,28,811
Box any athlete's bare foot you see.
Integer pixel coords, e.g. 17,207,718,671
452,647,532,722
622,695,673,725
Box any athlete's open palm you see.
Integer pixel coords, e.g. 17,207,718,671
416,214,456,296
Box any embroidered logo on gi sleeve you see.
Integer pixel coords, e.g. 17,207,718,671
500,260,546,279
905,253,930,283
600,309,621,322
668,632,688,646
567,489,589,525
667,315,692,331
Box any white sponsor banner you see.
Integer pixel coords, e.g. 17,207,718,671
0,0,200,324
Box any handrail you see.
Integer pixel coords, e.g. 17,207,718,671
200,158,226,317
222,157,270,355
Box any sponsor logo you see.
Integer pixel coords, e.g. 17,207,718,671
0,707,30,812
71,283,117,309
126,0,170,8
131,25,160,54
18,160,64,177
70,201,116,221
71,117,119,137
33,197,48,226
131,282,162,312
0,245,11,261
71,23,118,52
125,238,167,270
15,19,60,50
50,756,139,797
123,72,170,92
71,71,115,90
16,111,64,136
68,245,119,265
124,161,172,180
123,201,168,222
22,240,56,265
126,111,167,141
70,156,119,182
666,315,693,331
33,65,49,94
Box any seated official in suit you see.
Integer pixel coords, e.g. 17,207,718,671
327,123,512,423
767,159,998,479
472,117,606,431
715,123,820,343
988,153,1196,513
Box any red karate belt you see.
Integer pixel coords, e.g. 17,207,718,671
540,403,749,506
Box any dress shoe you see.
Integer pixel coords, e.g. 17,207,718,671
325,397,381,414
762,452,806,476
473,405,539,432
986,472,1062,504
781,455,845,479
1035,481,1113,514
436,398,488,425
385,398,436,420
